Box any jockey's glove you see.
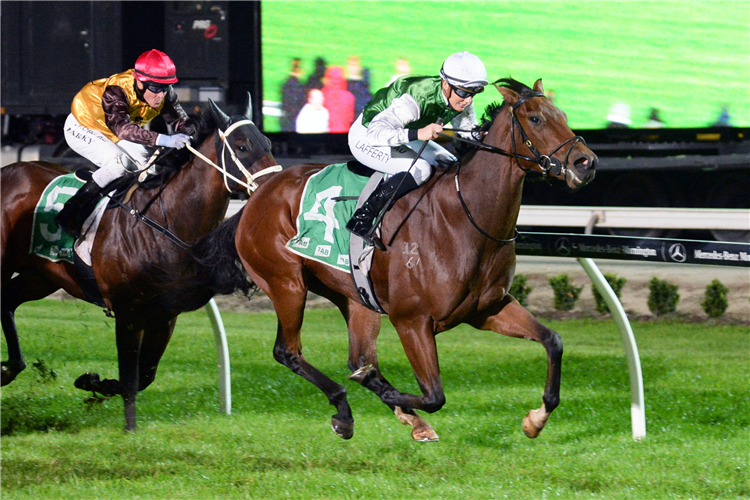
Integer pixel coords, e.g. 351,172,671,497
156,133,191,149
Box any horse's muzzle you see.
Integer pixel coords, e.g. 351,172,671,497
565,152,597,190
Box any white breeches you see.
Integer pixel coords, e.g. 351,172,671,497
347,115,456,185
64,113,152,188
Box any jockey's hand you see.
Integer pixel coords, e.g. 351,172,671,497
156,133,191,149
471,130,488,142
176,118,198,137
418,123,443,141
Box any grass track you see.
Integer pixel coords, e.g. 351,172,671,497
1,299,748,499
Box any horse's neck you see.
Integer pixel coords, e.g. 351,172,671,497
458,118,526,239
156,146,229,236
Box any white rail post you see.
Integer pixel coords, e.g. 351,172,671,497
576,213,645,439
205,298,231,415
577,258,646,440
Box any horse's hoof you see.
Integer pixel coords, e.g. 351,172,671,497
522,406,550,439
75,373,121,396
393,407,440,442
331,417,354,440
411,426,439,442
0,364,26,387
348,364,376,384
74,372,101,391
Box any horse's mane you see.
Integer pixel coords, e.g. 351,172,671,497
455,78,534,160
156,106,218,173
127,106,219,207
478,78,535,131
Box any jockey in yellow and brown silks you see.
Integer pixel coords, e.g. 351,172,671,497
57,49,196,238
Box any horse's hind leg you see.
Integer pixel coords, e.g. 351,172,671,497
344,301,438,442
1,271,61,385
471,295,562,438
268,280,354,439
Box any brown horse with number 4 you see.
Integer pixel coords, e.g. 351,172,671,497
203,78,597,441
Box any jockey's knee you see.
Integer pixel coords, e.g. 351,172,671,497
412,161,433,185
91,155,129,187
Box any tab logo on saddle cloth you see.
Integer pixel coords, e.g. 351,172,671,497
29,174,85,263
285,163,368,272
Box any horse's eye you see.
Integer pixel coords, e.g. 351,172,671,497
237,145,247,152
530,116,542,124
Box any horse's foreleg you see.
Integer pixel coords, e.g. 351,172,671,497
1,306,25,386
471,295,562,438
137,317,177,391
269,284,354,440
1,273,60,385
345,301,438,442
115,318,145,432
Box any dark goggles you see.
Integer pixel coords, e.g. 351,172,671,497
144,82,171,94
449,83,484,99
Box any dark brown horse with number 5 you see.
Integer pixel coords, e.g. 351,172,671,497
1,95,279,432
202,78,597,441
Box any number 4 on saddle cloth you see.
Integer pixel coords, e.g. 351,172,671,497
285,161,385,312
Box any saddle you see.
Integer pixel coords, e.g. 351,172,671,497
75,163,176,206
344,161,386,312
284,160,385,312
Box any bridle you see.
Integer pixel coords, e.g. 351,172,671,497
186,118,281,194
448,90,586,244
443,91,586,178
508,91,586,178
121,117,281,248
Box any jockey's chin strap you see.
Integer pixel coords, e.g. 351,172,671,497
186,119,281,194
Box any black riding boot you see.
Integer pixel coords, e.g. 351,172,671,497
55,179,104,239
346,171,419,249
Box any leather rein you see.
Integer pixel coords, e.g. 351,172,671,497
117,120,280,248
443,91,586,244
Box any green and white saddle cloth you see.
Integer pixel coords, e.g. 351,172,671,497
29,174,85,263
30,173,108,264
286,163,369,272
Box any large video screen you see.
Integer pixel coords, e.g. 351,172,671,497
261,1,749,133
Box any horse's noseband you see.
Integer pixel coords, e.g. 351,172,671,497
192,119,281,194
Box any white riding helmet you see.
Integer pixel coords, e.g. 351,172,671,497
439,51,488,90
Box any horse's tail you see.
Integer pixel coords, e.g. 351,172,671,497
191,207,256,296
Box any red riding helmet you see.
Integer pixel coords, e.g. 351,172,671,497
133,49,178,84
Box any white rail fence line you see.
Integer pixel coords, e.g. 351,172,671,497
517,206,750,230
206,203,749,439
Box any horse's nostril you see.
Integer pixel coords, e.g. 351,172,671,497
574,156,595,170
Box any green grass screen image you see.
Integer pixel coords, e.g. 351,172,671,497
261,0,750,133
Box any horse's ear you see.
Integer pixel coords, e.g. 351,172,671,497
243,92,253,121
533,79,544,95
208,99,231,129
495,83,519,106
